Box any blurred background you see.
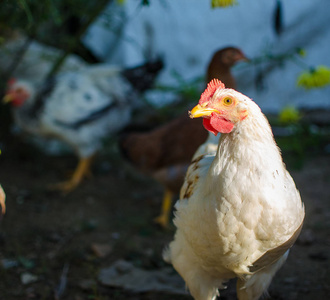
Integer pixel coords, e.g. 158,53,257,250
0,0,329,299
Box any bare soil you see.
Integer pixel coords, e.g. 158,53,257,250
0,134,329,300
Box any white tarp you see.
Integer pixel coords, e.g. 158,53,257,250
84,0,330,112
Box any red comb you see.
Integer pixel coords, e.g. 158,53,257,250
199,79,225,104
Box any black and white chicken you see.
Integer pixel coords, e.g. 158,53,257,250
3,59,163,192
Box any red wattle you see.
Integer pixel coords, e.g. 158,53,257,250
203,114,234,135
12,98,26,107
203,118,218,136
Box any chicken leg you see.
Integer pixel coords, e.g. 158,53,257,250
49,156,93,193
154,189,173,229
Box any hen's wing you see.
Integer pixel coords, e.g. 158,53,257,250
180,153,216,201
179,131,219,199
249,219,303,273
249,170,305,273
43,72,127,128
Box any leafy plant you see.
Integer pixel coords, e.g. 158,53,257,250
0,0,111,81
271,115,328,170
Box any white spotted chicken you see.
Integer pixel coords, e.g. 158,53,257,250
4,60,163,192
164,79,305,300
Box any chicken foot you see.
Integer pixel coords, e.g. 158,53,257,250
49,156,93,194
154,189,173,229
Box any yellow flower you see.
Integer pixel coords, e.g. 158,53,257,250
211,0,237,8
279,106,301,124
297,65,330,89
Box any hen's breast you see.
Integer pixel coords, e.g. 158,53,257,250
176,146,303,276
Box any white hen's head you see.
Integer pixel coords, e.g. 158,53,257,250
3,79,34,107
189,79,254,136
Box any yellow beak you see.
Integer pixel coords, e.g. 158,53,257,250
189,104,220,119
2,94,13,104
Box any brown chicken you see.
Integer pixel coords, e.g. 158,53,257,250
119,47,247,228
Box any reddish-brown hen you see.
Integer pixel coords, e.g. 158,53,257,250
119,47,247,228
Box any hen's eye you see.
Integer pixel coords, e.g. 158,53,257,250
223,97,233,106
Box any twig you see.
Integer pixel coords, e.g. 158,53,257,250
54,263,69,300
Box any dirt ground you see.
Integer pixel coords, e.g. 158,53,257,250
0,132,330,300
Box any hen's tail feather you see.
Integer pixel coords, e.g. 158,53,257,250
121,57,164,93
236,251,289,300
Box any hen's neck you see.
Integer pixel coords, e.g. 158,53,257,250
211,108,283,176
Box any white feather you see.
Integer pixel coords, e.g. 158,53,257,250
10,66,134,158
165,88,305,300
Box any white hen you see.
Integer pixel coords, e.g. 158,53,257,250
4,60,163,192
164,79,305,300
